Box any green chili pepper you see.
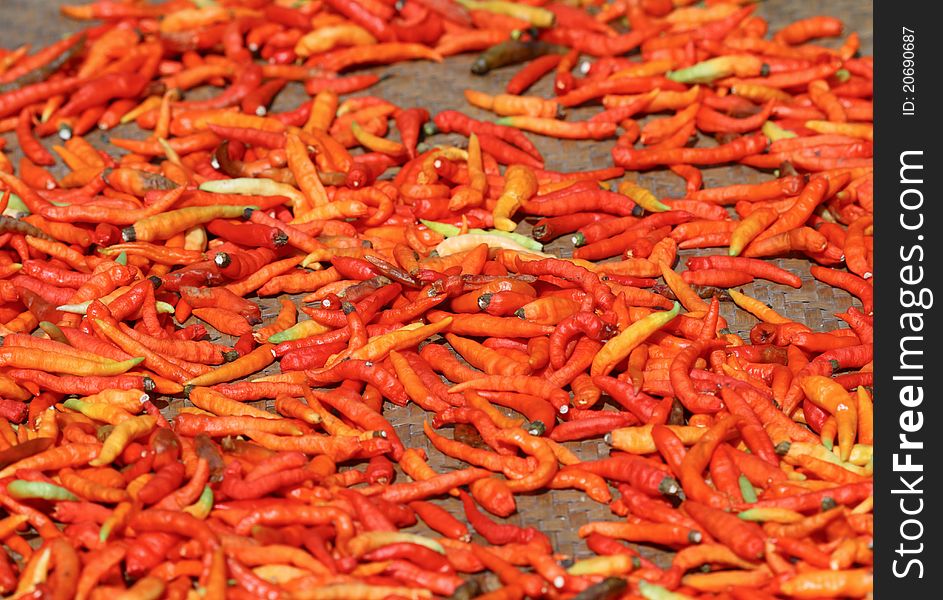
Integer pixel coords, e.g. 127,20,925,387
762,121,797,142
7,479,78,502
738,474,758,503
200,176,303,205
420,219,460,237
638,580,695,600
421,220,544,251
183,485,214,520
114,251,128,266
667,56,755,84
267,320,329,344
3,193,28,216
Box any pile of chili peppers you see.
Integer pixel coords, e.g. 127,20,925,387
0,0,873,598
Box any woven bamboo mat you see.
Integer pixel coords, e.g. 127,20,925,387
1,0,873,567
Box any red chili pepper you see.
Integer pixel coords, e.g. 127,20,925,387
683,500,765,561
432,110,542,161
460,491,548,547
16,108,55,166
0,76,83,119
61,72,151,117
393,107,429,160
409,500,470,541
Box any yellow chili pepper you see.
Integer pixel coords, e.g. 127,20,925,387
737,507,806,523
606,424,709,454
456,0,555,28
592,302,680,376
285,132,327,213
799,375,858,461
729,207,779,257
492,164,538,232
347,531,446,557
188,386,279,419
12,544,52,599
727,289,792,324
567,554,636,576
62,398,135,425
0,346,144,376
332,318,453,366
805,120,873,141
90,415,157,467
199,177,307,209
659,265,709,312
619,180,670,213
81,389,148,413
350,121,406,157
183,344,276,387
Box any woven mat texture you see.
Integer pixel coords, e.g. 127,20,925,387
1,0,874,566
